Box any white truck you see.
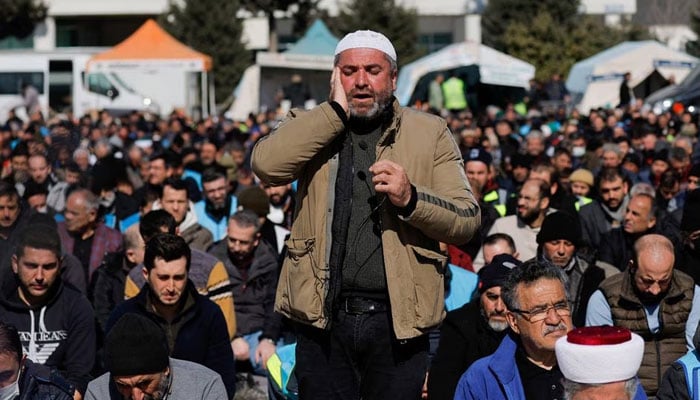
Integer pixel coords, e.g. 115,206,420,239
0,49,154,123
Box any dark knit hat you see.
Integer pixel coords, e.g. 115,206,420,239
105,313,169,376
478,254,521,293
464,147,493,167
237,186,270,218
682,189,700,232
537,211,582,247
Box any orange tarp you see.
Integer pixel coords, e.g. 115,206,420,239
89,19,212,71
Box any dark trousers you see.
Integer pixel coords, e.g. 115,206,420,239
294,307,428,400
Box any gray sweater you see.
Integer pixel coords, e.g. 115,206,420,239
84,358,228,400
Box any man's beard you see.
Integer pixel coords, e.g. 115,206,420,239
488,319,509,332
481,308,508,332
348,88,393,124
518,206,540,225
634,283,667,306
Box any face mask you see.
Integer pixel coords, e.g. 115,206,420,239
572,146,586,157
0,377,19,400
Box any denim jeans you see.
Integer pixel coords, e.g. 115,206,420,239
294,308,428,400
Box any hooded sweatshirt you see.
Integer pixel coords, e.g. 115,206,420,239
0,276,96,394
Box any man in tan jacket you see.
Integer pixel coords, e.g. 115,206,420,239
252,29,480,399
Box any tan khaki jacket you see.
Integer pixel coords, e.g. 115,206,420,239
252,100,480,339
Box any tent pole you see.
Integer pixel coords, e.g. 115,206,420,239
209,75,216,119
202,71,208,118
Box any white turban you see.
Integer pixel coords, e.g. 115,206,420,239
556,326,644,384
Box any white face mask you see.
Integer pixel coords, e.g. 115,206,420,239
572,146,586,157
0,378,19,400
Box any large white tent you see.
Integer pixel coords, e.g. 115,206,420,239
228,20,338,121
566,40,697,112
395,41,535,106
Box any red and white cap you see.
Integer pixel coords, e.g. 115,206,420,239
555,326,644,384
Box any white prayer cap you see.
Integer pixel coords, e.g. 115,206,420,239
334,30,397,63
555,326,644,384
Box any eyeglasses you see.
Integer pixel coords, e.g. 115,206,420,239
510,301,570,322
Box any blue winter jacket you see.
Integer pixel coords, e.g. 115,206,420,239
454,332,648,400
454,333,525,400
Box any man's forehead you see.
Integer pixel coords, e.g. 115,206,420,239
337,48,391,66
517,278,565,299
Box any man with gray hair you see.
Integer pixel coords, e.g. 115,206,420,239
57,188,123,285
586,234,700,397
253,29,479,398
454,260,572,400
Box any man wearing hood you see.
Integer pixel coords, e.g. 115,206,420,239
0,223,96,397
586,234,700,397
156,178,212,251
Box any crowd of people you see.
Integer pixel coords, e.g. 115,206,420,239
0,29,699,400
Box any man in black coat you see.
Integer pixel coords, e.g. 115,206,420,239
427,254,520,400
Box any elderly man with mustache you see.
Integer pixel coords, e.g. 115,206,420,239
454,260,572,400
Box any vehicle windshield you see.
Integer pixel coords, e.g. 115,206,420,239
109,72,137,94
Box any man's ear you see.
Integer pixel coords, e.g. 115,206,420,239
540,196,550,211
142,266,148,281
506,311,520,334
125,249,137,264
11,255,18,274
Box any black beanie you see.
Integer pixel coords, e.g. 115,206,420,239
478,254,521,293
237,186,270,218
682,189,700,232
105,313,169,376
537,211,582,247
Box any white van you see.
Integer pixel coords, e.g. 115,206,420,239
0,49,155,124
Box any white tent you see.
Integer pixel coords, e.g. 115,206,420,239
395,41,535,106
566,41,698,112
228,20,338,120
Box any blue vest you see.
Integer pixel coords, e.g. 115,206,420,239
193,196,238,242
679,350,700,400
